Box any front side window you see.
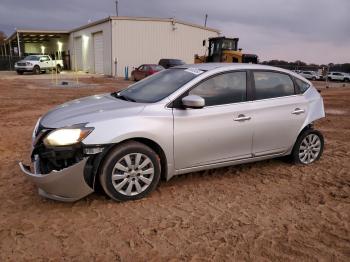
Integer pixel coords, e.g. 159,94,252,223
253,71,295,100
189,71,246,106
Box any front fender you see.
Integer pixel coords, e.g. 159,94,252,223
82,113,174,179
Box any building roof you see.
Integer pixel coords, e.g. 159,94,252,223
5,29,69,42
4,16,220,44
70,16,220,33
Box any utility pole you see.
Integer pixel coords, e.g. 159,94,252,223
115,0,119,16
204,14,208,27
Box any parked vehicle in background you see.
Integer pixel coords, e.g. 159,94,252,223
299,71,322,81
131,64,164,81
15,55,63,75
158,58,185,69
327,72,350,82
19,63,325,202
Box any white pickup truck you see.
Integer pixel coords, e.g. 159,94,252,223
15,55,63,75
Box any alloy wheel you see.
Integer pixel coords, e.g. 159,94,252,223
111,153,154,196
298,134,321,164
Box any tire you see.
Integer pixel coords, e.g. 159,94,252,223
327,77,332,81
291,129,324,165
312,77,316,81
33,66,40,75
16,71,23,75
99,141,161,201
344,78,350,82
56,65,62,74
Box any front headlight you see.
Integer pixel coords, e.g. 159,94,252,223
43,127,94,146
26,62,32,66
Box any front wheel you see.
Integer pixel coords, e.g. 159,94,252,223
291,129,324,164
33,66,40,74
16,70,23,75
99,141,161,201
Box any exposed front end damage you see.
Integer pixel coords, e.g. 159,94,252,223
19,124,104,202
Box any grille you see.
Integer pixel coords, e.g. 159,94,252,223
17,62,26,66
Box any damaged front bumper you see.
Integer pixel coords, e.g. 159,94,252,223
19,157,94,202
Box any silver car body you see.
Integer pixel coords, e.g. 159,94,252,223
19,63,325,201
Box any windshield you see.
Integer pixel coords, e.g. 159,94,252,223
116,68,202,103
24,55,40,61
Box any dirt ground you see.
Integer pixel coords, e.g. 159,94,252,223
0,73,349,261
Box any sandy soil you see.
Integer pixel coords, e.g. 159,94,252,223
0,74,349,261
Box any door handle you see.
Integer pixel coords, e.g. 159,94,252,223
292,108,305,115
234,114,251,121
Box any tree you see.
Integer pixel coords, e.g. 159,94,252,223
0,31,6,44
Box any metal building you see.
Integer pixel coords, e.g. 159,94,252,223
70,16,220,76
3,17,220,75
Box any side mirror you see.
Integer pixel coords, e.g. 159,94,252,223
182,95,205,109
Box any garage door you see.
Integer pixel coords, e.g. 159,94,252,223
73,37,83,71
93,32,104,74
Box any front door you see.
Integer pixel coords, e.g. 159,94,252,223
173,71,254,170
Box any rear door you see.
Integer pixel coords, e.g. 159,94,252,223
173,71,254,170
250,71,307,156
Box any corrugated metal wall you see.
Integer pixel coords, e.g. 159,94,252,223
111,19,219,76
69,18,219,76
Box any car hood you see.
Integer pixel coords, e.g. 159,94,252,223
40,93,146,128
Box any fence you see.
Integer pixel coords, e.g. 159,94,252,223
0,55,24,71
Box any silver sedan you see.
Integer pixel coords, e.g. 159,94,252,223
19,63,325,202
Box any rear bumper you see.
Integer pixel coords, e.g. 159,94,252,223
19,158,94,202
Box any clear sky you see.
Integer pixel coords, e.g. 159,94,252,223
1,0,349,64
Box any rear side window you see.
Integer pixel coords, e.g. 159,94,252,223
295,77,310,93
189,71,246,106
253,71,295,100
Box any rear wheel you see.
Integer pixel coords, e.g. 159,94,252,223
56,65,62,74
291,129,324,164
99,141,161,201
33,66,40,75
312,76,316,81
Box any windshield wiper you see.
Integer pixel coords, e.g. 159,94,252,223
111,92,136,102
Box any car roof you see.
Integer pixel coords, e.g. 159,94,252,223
173,63,312,83
174,63,292,72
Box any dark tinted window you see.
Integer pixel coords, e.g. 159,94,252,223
295,78,310,93
118,69,200,103
151,65,164,71
189,72,246,106
253,71,295,100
